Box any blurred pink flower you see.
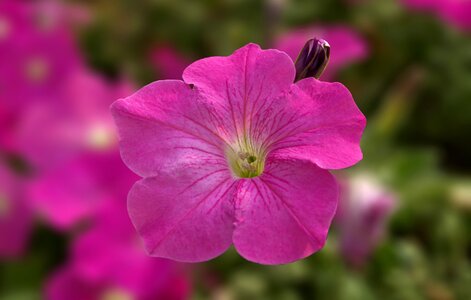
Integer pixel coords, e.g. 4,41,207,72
28,152,137,230
112,43,366,264
275,25,368,81
45,200,190,300
150,45,190,79
0,162,33,258
1,1,138,234
336,175,396,267
403,0,471,31
0,0,83,150
34,0,92,28
15,69,134,170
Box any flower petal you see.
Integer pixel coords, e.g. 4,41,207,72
45,267,99,300
111,80,230,178
128,162,237,262
182,43,295,143
0,165,33,257
267,78,366,169
233,157,338,264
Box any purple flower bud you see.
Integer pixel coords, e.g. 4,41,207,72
294,38,330,81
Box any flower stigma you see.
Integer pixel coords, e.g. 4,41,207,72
226,139,266,178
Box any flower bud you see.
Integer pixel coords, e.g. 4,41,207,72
294,38,330,81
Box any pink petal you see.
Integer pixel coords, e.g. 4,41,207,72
28,157,107,229
127,162,238,262
0,195,33,257
111,80,230,178
402,0,471,31
15,69,132,170
0,164,33,257
70,199,189,299
233,157,338,264
45,267,99,300
267,78,366,169
182,43,295,142
441,1,471,31
336,175,396,267
401,0,441,10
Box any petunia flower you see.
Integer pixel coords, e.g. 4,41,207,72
15,68,134,170
45,200,190,300
112,43,366,264
275,25,369,81
0,0,83,151
0,161,33,258
335,175,396,267
402,0,471,31
20,67,137,230
0,0,82,106
28,152,137,230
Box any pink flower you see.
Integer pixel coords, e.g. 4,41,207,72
0,162,33,258
336,175,396,267
0,0,82,104
0,0,83,150
150,45,190,79
112,43,366,264
16,68,135,230
33,0,92,28
45,200,190,300
275,25,369,81
15,68,134,170
403,0,471,31
28,152,137,230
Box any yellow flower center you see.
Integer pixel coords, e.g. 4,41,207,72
87,124,115,150
101,288,134,300
226,139,266,178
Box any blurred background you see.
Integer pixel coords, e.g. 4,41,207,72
1,0,470,299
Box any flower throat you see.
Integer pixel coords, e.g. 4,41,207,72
226,139,266,178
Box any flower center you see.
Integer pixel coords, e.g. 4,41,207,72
24,57,49,84
87,123,115,150
226,140,266,178
101,288,133,300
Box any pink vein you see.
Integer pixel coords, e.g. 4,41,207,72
251,179,270,210
148,177,232,254
116,109,222,151
225,80,240,145
207,180,238,214
259,177,322,246
177,168,229,196
172,146,225,159
180,114,234,151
